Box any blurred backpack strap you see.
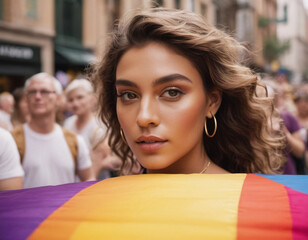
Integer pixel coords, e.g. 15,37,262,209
11,125,25,163
62,127,78,169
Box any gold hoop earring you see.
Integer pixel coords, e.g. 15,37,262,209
120,128,127,144
204,112,217,138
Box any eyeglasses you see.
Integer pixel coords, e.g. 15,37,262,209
27,90,56,98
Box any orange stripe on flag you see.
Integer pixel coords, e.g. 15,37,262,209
28,182,101,240
237,174,292,240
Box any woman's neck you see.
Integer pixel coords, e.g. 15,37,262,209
75,112,93,131
298,115,308,128
147,144,210,174
146,146,229,174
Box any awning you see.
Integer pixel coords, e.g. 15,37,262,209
55,45,96,66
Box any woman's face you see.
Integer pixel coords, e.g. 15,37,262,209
295,98,308,117
66,88,93,116
115,42,220,173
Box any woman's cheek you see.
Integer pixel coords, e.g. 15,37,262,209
162,96,206,129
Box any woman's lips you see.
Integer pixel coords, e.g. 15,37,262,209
136,136,168,152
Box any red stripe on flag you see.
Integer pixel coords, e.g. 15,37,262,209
237,174,292,240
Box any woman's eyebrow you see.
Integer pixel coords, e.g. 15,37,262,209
153,74,192,86
115,74,192,87
115,79,138,87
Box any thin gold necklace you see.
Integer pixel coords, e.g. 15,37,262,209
200,160,211,174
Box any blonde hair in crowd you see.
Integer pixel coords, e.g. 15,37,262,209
92,8,285,174
65,79,94,96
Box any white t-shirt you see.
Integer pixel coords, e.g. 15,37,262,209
63,115,107,149
0,110,13,131
299,128,307,143
22,123,92,188
0,128,24,180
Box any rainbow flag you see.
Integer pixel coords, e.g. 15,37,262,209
0,174,307,240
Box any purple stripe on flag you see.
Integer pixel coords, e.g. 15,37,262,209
285,187,308,240
0,181,96,240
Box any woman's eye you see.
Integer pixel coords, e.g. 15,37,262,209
161,89,183,99
77,95,84,100
117,91,138,101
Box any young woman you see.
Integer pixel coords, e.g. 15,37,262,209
92,8,284,174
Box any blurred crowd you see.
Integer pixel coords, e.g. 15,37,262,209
0,71,307,191
260,72,308,175
0,72,130,191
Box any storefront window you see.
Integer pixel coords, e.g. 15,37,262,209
201,3,207,17
186,0,195,12
153,0,163,7
26,0,37,18
56,0,82,47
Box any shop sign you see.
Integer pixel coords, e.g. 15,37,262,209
0,41,40,63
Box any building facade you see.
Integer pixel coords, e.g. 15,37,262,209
1,0,278,92
0,0,97,91
213,0,278,72
0,0,220,92
277,0,308,84
85,0,217,58
0,0,54,91
252,0,278,70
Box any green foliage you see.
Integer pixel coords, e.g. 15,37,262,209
263,36,290,63
258,5,288,27
258,17,270,28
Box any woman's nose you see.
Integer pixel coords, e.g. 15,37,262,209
71,99,78,107
136,97,160,128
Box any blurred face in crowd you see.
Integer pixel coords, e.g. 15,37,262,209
26,78,57,117
18,95,29,120
0,94,15,114
66,88,94,116
115,42,221,173
295,95,308,118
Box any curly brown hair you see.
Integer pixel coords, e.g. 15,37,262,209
91,8,284,174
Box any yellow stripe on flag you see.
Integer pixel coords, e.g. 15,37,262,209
70,174,246,240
